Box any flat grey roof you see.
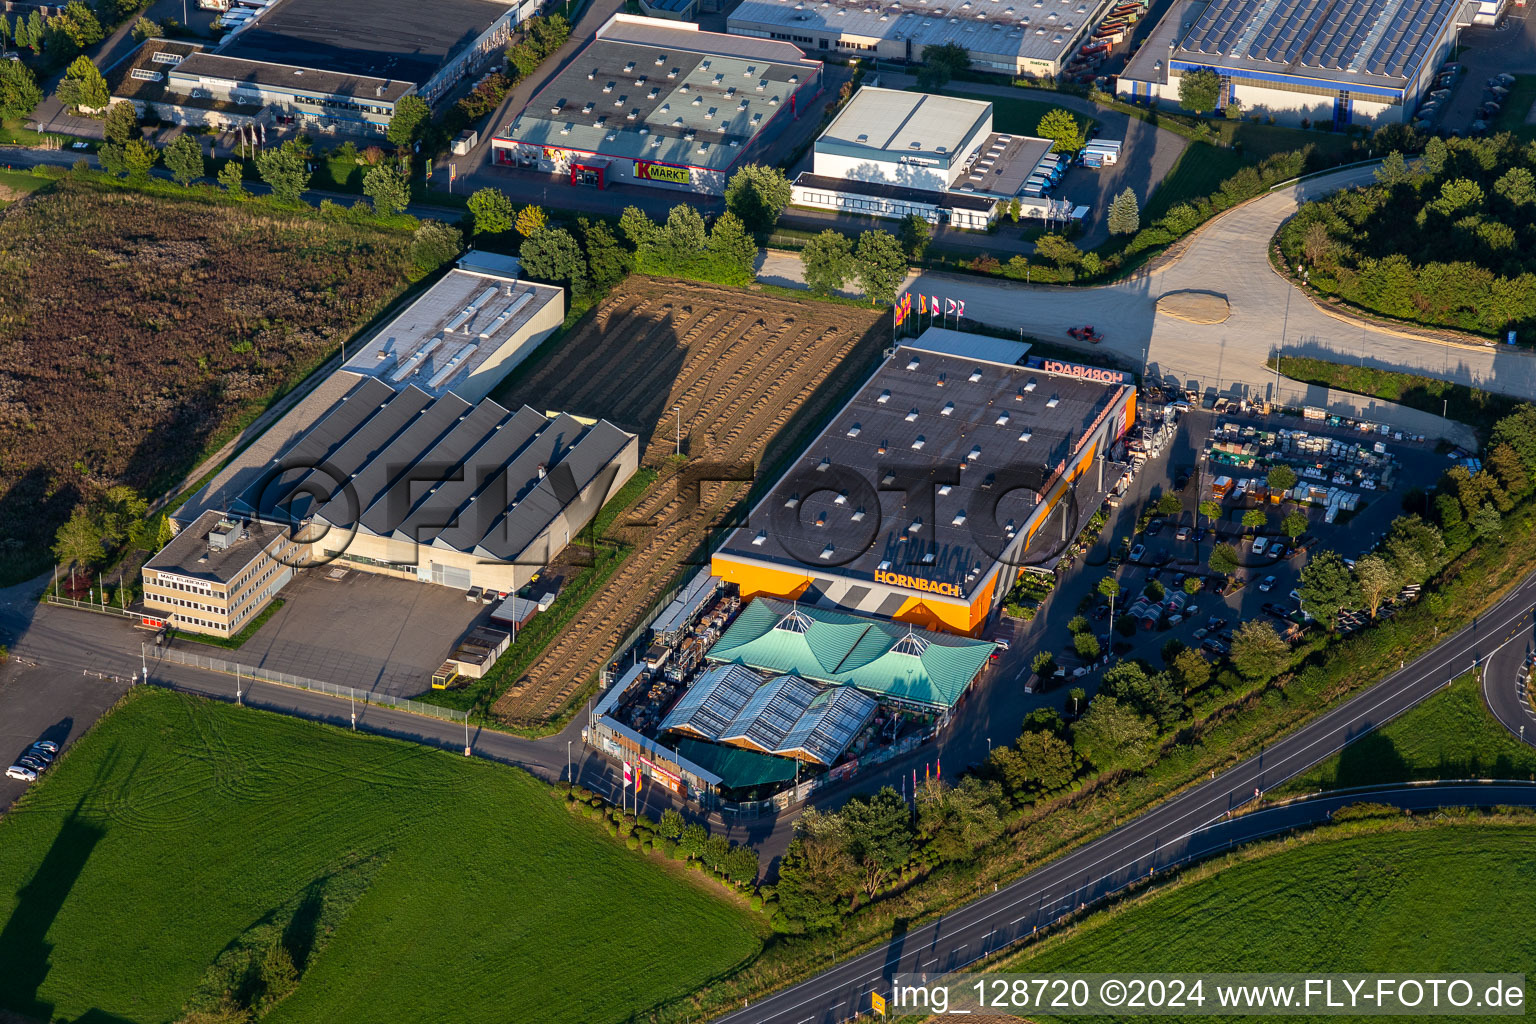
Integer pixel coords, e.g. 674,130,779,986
342,269,562,397
216,383,634,566
146,509,278,584
1168,0,1472,91
217,0,511,85
818,87,991,165
952,132,1053,198
729,0,1114,66
793,173,999,211
171,52,416,102
497,17,820,171
715,333,1129,598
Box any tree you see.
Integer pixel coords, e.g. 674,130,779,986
506,41,542,80
1471,502,1502,538
218,160,246,196
724,164,792,235
409,219,462,272
800,229,854,297
1074,630,1101,660
0,59,42,123
678,821,709,859
515,203,548,237
1171,647,1210,692
1071,696,1156,773
1281,510,1308,541
657,808,684,839
618,205,657,249
915,776,1005,862
1494,166,1536,208
519,226,586,289
1183,575,1202,595
1421,136,1448,175
706,211,758,287
131,15,162,40
1107,187,1140,235
1229,619,1289,681
386,94,431,148
1035,108,1084,154
1427,177,1484,217
1178,68,1222,114
23,11,43,53
775,810,857,926
1097,576,1120,602
255,140,311,203
1241,508,1267,533
1198,499,1222,526
122,138,157,183
363,162,410,215
721,843,759,886
1013,729,1077,793
579,217,630,293
898,214,931,261
840,787,912,897
1033,232,1082,268
1298,550,1358,627
163,134,204,186
1266,465,1297,493
102,100,139,146
1353,554,1397,618
58,55,109,112
1209,542,1240,576
467,187,514,234
853,230,907,305
1488,442,1531,499
53,505,107,569
52,1,103,50
1156,492,1182,515
1373,150,1410,186
525,12,571,55
1383,514,1443,586
916,41,969,89
1008,197,1021,223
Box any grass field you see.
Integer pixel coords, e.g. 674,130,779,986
987,822,1536,1020
0,169,51,208
940,91,1098,139
1271,355,1522,441
0,688,763,1024
1279,671,1536,794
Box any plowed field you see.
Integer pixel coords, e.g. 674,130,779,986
489,278,886,726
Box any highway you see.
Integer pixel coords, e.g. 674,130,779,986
716,568,1536,1024
1481,607,1536,749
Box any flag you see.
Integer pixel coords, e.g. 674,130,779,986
946,298,957,317
957,299,966,319
894,292,906,327
635,767,642,795
623,761,633,788
918,294,927,315
930,295,940,317
937,758,942,780
896,291,911,325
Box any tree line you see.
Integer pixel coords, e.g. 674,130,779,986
1280,132,1536,337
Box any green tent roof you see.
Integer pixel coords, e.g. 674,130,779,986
706,598,993,709
671,737,799,790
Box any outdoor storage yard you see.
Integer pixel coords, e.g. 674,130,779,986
486,278,887,728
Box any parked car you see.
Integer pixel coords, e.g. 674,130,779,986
1258,575,1277,592
1251,536,1267,555
1093,603,1110,619
1201,638,1230,655
17,754,48,773
30,740,58,756
1130,543,1146,562
1176,525,1191,541
5,764,37,782
1146,517,1165,535
1193,527,1207,542
1263,602,1290,619
1206,616,1228,631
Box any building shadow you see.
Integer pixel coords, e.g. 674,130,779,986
1329,729,1411,789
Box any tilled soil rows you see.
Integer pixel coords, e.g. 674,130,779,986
490,278,886,725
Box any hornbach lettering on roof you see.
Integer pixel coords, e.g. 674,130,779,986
634,160,691,184
873,570,963,597
1027,355,1127,385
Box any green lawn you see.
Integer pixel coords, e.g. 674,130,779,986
0,688,762,1024
1491,74,1536,142
1143,144,1250,222
1279,671,1536,794
938,91,1097,138
1272,355,1523,442
994,823,1536,1020
0,169,52,208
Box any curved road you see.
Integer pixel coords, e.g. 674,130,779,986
717,567,1536,1024
1482,607,1536,748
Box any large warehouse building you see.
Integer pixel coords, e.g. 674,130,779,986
491,14,824,194
145,377,638,636
105,0,522,132
1116,0,1475,128
790,87,1072,228
728,0,1118,76
710,328,1136,635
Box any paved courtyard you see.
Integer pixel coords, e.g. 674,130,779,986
236,569,486,698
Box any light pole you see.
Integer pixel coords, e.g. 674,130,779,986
140,642,148,683
567,740,572,782
464,717,472,757
673,404,682,457
351,690,357,730
236,665,242,706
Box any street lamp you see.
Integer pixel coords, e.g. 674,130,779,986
673,404,682,456
567,739,572,782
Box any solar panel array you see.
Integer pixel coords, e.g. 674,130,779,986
1182,0,1458,79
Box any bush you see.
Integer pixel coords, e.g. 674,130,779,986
625,835,640,850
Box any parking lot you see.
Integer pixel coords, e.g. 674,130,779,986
233,569,487,699
1034,404,1447,687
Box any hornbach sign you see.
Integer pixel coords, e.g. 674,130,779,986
875,570,963,597
1027,355,1127,385
634,160,691,184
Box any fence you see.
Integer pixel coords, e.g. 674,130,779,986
44,595,137,618
154,646,469,724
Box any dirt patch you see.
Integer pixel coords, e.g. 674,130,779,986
1157,289,1231,324
488,278,887,725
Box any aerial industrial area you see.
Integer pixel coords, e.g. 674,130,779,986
0,0,1533,1017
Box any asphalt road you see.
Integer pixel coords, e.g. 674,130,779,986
1481,607,1536,748
715,567,1536,1024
